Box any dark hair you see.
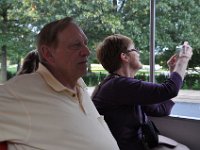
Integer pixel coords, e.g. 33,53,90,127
96,34,133,73
17,50,39,75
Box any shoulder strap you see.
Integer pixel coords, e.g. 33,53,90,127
139,106,160,133
138,105,150,124
91,74,119,99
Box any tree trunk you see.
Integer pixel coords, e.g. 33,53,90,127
0,2,9,82
113,0,117,12
17,57,21,72
1,45,7,82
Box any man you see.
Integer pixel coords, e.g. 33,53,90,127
0,17,119,150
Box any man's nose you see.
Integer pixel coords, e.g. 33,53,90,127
81,46,90,56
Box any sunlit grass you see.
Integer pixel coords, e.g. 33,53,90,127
8,64,18,74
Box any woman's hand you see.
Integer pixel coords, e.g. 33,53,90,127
173,41,193,80
167,54,177,73
178,41,193,59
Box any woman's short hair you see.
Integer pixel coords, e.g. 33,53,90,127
96,34,133,73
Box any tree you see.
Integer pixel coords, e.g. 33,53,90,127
0,1,12,81
155,0,200,71
0,0,37,81
0,0,200,81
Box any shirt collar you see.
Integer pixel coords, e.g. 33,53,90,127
36,63,87,92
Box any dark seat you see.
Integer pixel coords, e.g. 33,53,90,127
0,141,8,150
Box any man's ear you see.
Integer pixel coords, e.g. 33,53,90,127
120,53,129,63
40,45,55,64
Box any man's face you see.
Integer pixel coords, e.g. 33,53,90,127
50,23,90,80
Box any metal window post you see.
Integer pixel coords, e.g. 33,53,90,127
149,0,156,83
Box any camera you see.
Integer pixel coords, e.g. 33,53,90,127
176,41,188,54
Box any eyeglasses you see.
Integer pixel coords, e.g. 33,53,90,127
126,48,140,54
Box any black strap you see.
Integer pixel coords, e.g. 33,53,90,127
91,74,120,99
138,105,146,124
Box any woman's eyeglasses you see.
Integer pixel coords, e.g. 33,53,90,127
126,48,140,53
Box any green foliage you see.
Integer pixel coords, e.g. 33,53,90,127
183,74,200,90
4,63,200,90
156,0,200,69
83,72,107,86
135,73,149,81
155,74,168,83
83,71,200,90
0,0,200,78
7,70,16,80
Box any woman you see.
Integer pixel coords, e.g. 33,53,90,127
92,34,192,150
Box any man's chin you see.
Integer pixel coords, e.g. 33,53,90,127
79,69,87,77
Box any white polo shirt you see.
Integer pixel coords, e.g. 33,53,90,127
0,63,119,150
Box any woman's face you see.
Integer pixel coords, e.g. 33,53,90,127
127,44,143,71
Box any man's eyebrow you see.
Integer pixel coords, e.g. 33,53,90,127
85,38,88,44
78,35,88,44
